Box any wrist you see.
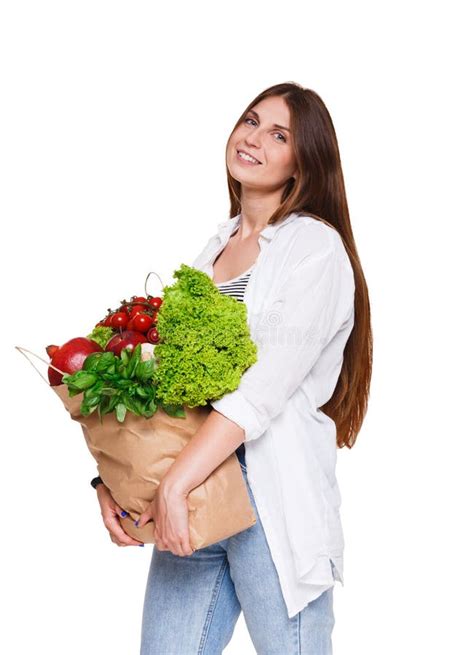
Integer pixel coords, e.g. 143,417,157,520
160,474,189,498
91,476,105,491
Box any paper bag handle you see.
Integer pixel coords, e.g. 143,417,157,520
14,345,69,387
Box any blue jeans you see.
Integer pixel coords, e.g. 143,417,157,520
140,447,335,654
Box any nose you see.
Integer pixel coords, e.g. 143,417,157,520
244,127,263,150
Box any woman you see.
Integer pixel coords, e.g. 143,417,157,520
93,82,372,654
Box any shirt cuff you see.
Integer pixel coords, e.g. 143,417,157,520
210,389,267,442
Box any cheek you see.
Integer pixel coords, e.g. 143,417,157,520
229,126,245,145
269,146,295,172
227,129,242,157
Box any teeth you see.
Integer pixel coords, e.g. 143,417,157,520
238,150,260,164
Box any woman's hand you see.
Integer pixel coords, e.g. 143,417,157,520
96,483,145,547
135,481,194,557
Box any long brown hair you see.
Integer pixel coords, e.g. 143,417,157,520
226,82,372,449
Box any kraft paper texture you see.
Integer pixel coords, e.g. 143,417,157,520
52,384,256,549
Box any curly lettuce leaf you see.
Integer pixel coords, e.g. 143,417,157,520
153,264,258,407
87,326,114,349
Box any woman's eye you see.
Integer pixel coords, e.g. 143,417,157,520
243,118,286,143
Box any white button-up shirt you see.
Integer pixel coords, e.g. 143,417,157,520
189,211,356,618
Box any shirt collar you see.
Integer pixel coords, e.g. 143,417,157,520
216,211,300,243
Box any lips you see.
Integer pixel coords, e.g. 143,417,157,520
237,148,262,164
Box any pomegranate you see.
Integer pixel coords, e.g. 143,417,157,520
46,344,59,359
47,337,103,386
105,330,147,356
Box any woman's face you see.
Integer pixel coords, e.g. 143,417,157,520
226,96,298,192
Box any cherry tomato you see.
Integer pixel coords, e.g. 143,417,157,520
126,318,135,330
119,304,131,315
148,296,163,310
111,312,129,329
131,313,153,333
103,314,114,327
132,296,147,304
130,304,146,317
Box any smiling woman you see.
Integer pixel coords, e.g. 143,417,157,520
136,81,372,655
227,99,299,195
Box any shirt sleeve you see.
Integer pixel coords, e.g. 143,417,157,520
210,235,355,442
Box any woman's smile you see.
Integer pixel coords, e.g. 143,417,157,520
236,148,262,166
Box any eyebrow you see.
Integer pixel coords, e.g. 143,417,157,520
246,109,291,133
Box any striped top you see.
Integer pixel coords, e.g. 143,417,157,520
213,263,255,467
214,264,255,302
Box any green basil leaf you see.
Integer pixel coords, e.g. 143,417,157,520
120,348,131,365
136,386,150,398
80,398,99,416
110,395,121,410
115,403,127,422
90,380,104,393
96,352,116,372
84,394,101,406
68,372,98,390
123,395,143,415
115,379,133,389
126,344,142,378
99,395,114,415
67,387,82,397
82,352,103,372
161,403,186,418
101,387,118,397
136,359,155,381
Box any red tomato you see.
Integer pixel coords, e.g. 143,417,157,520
148,296,163,310
131,313,153,333
132,296,147,304
130,304,146,317
103,314,114,327
111,312,129,329
126,318,135,330
119,304,131,315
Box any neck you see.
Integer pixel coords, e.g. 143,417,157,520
238,188,283,239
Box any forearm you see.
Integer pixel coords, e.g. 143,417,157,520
161,408,245,496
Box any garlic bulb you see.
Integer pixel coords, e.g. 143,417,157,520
140,342,157,362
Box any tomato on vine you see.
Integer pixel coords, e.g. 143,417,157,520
131,313,153,333
110,312,129,329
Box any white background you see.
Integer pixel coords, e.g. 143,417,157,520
1,1,473,653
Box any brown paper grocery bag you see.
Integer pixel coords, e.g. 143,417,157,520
52,384,256,549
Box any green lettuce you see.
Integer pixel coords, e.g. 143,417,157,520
87,326,114,349
153,264,257,407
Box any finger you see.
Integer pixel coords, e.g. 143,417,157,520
114,502,129,518
176,536,194,557
166,541,184,557
104,515,144,546
175,543,187,557
136,509,152,529
179,528,194,556
154,535,169,552
180,538,195,557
